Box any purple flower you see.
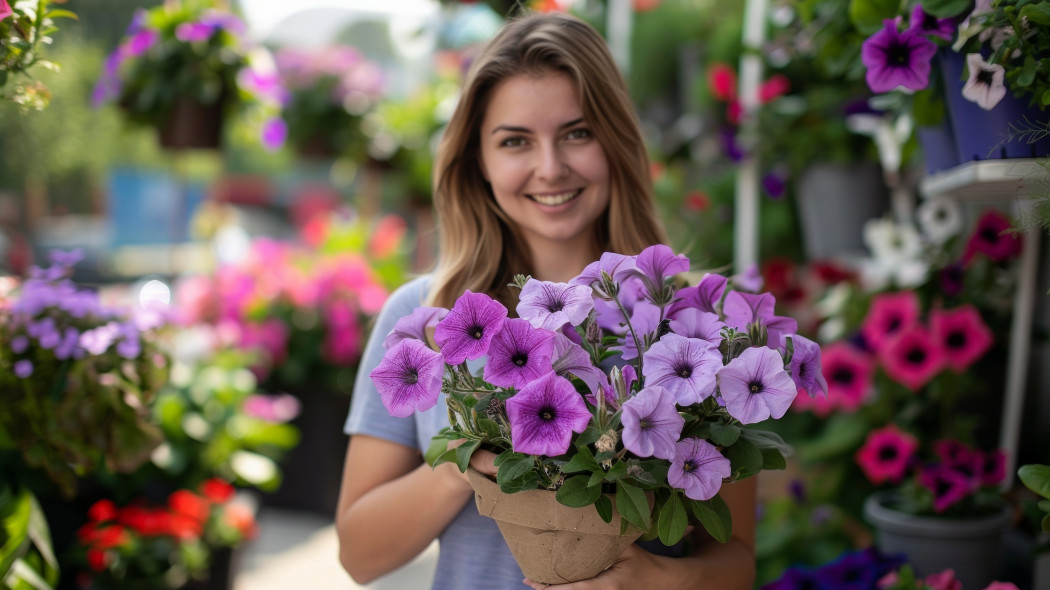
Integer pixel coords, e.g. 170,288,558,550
620,386,685,460
48,248,84,268
199,10,247,36
516,280,594,330
732,263,764,293
80,323,120,355
116,323,141,359
667,438,731,501
630,244,689,301
617,301,663,361
433,290,508,365
0,1,13,23
124,8,146,35
717,346,797,424
919,465,974,513
861,19,937,93
668,308,725,348
551,332,609,394
786,335,828,399
668,273,727,316
175,22,215,43
761,172,786,200
642,333,722,405
909,5,955,40
483,318,555,389
505,372,591,456
126,29,159,57
570,253,637,290
261,117,288,152
722,291,797,348
720,127,745,162
54,327,81,360
10,335,28,354
370,339,445,418
384,306,449,349
14,360,33,379
29,318,60,350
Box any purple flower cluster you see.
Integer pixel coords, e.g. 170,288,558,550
371,245,826,503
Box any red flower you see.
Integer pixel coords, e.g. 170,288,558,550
168,490,209,524
684,190,710,212
962,210,1022,264
167,513,203,540
201,478,236,504
855,424,919,484
930,305,993,372
86,548,109,572
861,290,921,352
633,0,661,11
87,499,117,523
816,342,875,415
707,63,737,102
878,323,945,391
224,503,259,540
725,100,742,125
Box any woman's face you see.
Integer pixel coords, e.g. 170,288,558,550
478,71,610,257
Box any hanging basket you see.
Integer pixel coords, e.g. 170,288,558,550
466,468,648,585
158,95,226,151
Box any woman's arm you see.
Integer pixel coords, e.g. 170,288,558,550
524,477,757,590
335,434,474,584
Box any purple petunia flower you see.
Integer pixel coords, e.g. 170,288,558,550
861,19,937,93
761,172,786,200
516,279,593,330
261,117,288,152
617,301,663,361
667,437,731,501
620,385,685,460
570,252,637,291
668,273,727,316
630,244,689,301
909,4,955,40
14,360,33,379
785,334,828,399
10,335,28,354
483,318,555,389
126,29,159,58
668,308,725,348
722,291,797,348
54,327,81,360
80,323,120,356
48,248,84,269
116,323,141,359
505,372,591,456
642,333,723,405
175,21,216,43
384,306,449,350
370,338,445,418
551,332,609,394
717,346,797,424
433,290,507,365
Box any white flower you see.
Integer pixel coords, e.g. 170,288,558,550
860,218,930,289
962,53,1007,111
954,0,993,50
917,196,964,244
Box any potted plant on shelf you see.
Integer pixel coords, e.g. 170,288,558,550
92,0,283,151
370,244,826,583
0,0,77,110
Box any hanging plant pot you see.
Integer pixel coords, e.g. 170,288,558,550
793,161,888,262
863,491,1013,589
917,121,959,176
158,95,226,151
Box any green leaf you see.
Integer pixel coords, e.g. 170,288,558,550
562,446,600,473
615,480,652,531
499,472,539,493
725,437,763,479
24,494,56,578
495,454,535,485
424,437,450,466
588,469,607,488
1042,513,1050,534
45,9,79,20
556,475,601,508
595,495,613,523
760,448,788,470
796,413,867,460
430,447,458,469
604,461,628,481
0,488,30,580
690,495,732,543
1020,2,1050,26
849,0,901,34
657,493,688,545
708,423,741,447
455,440,480,473
921,0,975,18
1019,464,1050,500
7,558,55,590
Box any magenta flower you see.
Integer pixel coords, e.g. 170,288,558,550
668,273,728,316
630,244,689,301
820,342,875,413
0,1,12,23
919,465,974,513
962,210,1022,264
908,5,955,40
261,117,288,152
668,308,725,348
855,424,919,484
879,323,945,391
786,335,828,399
861,19,937,93
516,279,593,330
642,333,723,405
620,385,685,460
722,291,797,348
126,29,159,57
667,438,731,501
483,318,556,389
977,449,1006,487
930,305,993,372
505,372,592,456
551,332,609,395
932,438,971,465
860,290,921,352
433,290,508,365
383,306,448,349
370,338,445,418
717,346,797,424
175,21,216,43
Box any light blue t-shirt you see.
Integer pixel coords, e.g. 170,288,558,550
344,276,525,590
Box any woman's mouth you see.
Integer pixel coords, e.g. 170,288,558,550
526,189,582,206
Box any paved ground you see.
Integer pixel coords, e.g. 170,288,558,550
234,508,437,589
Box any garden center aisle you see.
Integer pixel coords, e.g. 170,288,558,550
235,508,438,589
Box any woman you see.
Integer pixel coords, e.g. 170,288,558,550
336,12,756,590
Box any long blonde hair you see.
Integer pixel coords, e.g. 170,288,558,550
426,12,668,309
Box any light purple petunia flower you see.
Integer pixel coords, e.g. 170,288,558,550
54,327,81,360
642,333,722,405
370,338,445,418
48,248,84,268
29,318,60,350
126,29,159,57
433,290,507,365
516,279,593,330
176,22,215,43
631,244,689,300
10,335,28,355
668,308,725,348
722,291,798,348
551,331,609,394
483,318,556,389
908,5,955,41
731,263,764,293
861,19,937,93
80,322,121,356
785,334,828,399
116,323,141,359
617,301,662,361
668,438,731,501
620,385,685,460
384,306,449,350
570,252,637,290
505,372,592,456
14,360,33,379
668,273,728,316
717,346,797,424
592,275,646,333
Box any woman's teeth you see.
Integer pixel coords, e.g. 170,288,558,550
529,190,580,206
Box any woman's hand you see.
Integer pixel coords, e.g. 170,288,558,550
522,545,660,590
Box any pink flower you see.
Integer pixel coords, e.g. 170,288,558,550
368,215,407,259
0,1,13,23
855,424,919,484
821,342,875,413
861,291,921,352
983,583,1020,590
962,210,1022,264
878,323,945,391
930,305,993,372
924,569,962,590
707,63,737,101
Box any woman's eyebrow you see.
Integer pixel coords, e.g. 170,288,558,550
490,118,585,135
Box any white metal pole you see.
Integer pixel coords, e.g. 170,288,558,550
734,0,768,275
607,0,632,75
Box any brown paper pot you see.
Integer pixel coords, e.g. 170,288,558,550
466,468,645,584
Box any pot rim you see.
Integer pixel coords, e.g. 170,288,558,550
863,491,1013,538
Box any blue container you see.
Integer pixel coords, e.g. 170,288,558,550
917,122,959,175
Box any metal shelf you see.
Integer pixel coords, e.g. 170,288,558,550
921,159,1048,201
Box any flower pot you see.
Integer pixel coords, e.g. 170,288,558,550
863,491,1013,589
466,468,647,585
940,51,1050,162
158,95,225,151
793,161,888,261
917,122,959,176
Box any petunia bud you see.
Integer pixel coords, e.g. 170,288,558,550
747,320,768,348
609,366,628,406
585,317,602,349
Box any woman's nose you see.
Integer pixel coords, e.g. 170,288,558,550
535,144,568,181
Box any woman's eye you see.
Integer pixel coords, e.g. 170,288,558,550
500,137,526,147
566,128,591,140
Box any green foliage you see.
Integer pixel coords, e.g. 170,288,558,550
0,486,59,590
0,0,77,110
1019,463,1050,533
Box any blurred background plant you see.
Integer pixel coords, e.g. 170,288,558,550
0,0,77,110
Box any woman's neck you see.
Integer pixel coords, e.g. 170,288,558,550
527,237,600,283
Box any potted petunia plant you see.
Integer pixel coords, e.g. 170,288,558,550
370,245,825,584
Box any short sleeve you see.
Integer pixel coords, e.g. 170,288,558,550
344,275,431,449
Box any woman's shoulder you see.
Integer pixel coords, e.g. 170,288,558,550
383,274,433,312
